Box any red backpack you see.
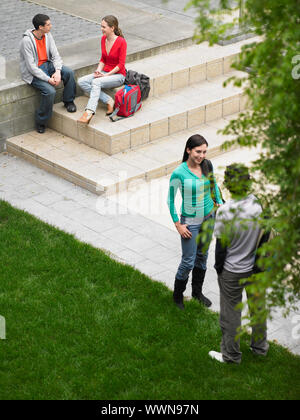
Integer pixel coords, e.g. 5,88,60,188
109,84,142,122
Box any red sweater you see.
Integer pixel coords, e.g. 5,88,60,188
100,35,127,77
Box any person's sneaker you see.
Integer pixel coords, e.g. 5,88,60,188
209,351,225,363
36,124,45,134
250,347,268,357
64,101,77,112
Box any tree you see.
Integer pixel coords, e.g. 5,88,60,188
186,0,300,330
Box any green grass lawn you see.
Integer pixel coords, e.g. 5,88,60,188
0,199,299,400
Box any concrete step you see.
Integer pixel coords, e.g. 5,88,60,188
49,70,246,155
7,114,239,196
125,39,253,96
47,38,255,156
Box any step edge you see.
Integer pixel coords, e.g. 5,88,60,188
7,137,239,197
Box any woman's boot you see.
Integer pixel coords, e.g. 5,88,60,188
191,266,212,308
173,278,188,310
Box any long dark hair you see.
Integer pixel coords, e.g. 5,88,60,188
102,15,124,38
182,134,210,176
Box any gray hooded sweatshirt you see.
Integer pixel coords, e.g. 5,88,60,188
19,29,63,84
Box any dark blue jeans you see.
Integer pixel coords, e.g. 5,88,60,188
31,62,76,126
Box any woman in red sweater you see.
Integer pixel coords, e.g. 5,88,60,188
78,15,127,124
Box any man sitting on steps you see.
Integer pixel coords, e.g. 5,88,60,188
19,13,77,134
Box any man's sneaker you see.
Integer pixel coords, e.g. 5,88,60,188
64,102,77,112
209,351,225,363
36,124,45,134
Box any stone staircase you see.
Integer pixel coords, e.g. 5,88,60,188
6,39,253,195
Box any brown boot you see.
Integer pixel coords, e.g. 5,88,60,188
106,99,114,116
78,110,94,125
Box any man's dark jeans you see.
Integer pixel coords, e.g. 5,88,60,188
31,62,76,126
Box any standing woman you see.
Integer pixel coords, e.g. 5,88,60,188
77,15,127,124
167,134,223,310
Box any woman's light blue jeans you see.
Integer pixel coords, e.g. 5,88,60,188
176,213,215,281
78,71,125,113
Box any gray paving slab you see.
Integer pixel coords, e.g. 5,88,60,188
49,197,84,214
0,150,299,357
125,235,159,253
117,0,231,22
92,235,126,255
134,258,169,277
26,0,196,38
115,248,146,265
145,245,179,265
34,190,65,206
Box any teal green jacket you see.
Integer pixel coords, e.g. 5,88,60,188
167,161,223,223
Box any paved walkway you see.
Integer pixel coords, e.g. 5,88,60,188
1,0,196,86
0,0,100,60
1,0,195,74
0,151,299,356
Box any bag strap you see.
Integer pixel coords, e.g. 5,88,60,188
109,102,141,123
109,107,121,122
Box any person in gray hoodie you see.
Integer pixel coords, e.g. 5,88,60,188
20,14,76,133
209,164,269,364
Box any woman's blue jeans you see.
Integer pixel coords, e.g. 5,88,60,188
78,71,125,113
176,213,215,281
31,62,76,126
